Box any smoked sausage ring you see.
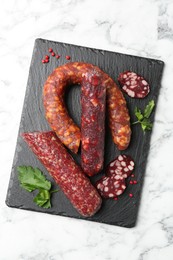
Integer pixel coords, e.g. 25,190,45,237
43,62,131,153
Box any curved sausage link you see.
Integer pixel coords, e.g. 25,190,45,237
43,62,131,153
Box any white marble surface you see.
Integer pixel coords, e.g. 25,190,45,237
0,0,173,259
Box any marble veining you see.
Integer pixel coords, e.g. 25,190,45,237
0,0,173,259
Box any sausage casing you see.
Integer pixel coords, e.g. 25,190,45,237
43,62,131,153
22,131,102,217
81,70,106,176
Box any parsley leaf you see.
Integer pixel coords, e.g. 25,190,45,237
132,100,155,132
144,100,155,119
134,107,144,121
33,189,51,208
17,166,59,208
141,118,153,131
17,166,51,192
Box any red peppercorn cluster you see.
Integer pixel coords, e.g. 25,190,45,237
129,180,138,185
42,47,71,64
42,55,50,64
129,173,137,185
127,173,138,199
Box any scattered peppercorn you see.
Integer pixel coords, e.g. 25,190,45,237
66,55,71,60
129,193,133,198
45,55,49,60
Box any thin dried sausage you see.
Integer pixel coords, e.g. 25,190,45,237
22,131,102,217
81,70,106,176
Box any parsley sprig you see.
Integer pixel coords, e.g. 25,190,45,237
132,100,155,132
17,166,58,208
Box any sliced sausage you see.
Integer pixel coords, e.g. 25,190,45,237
21,131,102,217
96,175,126,199
118,71,150,98
106,155,135,178
81,70,106,176
43,62,131,153
95,154,135,199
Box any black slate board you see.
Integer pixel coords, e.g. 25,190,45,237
6,38,164,228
